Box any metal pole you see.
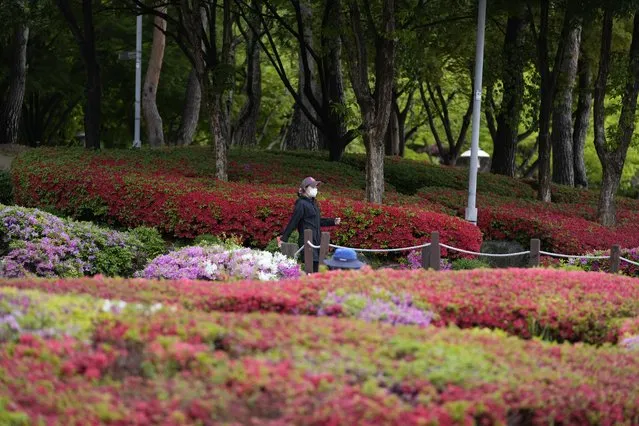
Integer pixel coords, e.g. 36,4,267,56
133,14,143,148
465,0,487,225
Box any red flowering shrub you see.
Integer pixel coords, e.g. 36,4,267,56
419,188,639,253
5,268,639,344
2,288,639,425
11,149,482,255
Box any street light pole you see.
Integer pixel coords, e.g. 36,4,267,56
465,0,487,225
133,14,142,148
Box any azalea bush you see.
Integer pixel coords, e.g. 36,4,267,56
619,316,639,350
12,149,482,256
1,287,639,425
419,188,639,254
6,268,639,345
0,204,164,278
564,246,639,277
138,245,301,281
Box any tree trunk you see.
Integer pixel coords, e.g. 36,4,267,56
176,69,201,146
342,0,395,204
364,129,386,202
284,1,321,151
532,2,568,202
573,46,592,188
385,105,401,156
320,0,349,159
594,10,639,226
551,22,581,186
0,23,29,145
208,92,228,181
83,0,101,151
234,0,262,147
598,159,622,226
143,10,167,148
284,0,320,151
491,13,525,177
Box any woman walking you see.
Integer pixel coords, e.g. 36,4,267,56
277,177,341,273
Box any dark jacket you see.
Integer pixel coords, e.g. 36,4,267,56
281,196,336,261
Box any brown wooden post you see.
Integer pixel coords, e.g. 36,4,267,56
610,245,621,273
530,239,540,267
281,242,298,259
421,245,430,270
319,232,330,265
429,231,440,270
304,229,314,274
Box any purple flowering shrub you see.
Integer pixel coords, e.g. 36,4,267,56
404,250,452,271
138,245,302,281
565,246,639,276
0,204,160,278
319,288,434,327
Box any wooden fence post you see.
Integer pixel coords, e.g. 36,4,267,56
281,243,298,259
304,229,314,274
421,245,430,270
429,231,440,270
530,239,540,267
610,245,621,273
319,232,330,265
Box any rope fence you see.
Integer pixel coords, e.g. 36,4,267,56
280,229,634,275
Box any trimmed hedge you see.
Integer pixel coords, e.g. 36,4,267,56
11,149,482,255
5,268,639,345
1,287,639,425
418,188,639,254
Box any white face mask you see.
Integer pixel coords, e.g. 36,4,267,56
307,187,318,198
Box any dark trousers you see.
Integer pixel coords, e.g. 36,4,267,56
305,261,319,273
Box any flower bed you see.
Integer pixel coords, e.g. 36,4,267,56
1,287,638,425
139,245,301,281
11,150,482,255
418,188,639,254
4,268,639,344
0,204,164,278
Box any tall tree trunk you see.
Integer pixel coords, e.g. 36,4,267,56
82,0,101,150
594,10,639,226
573,46,592,188
284,0,320,151
551,22,581,186
176,69,201,146
385,105,401,156
143,9,167,148
0,23,29,145
343,0,395,203
321,0,349,160
531,2,569,201
234,0,261,147
491,13,525,177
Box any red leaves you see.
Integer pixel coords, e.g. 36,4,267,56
12,151,482,254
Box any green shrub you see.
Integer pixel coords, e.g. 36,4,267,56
451,258,491,270
130,226,166,259
193,233,243,250
0,170,12,204
265,230,299,253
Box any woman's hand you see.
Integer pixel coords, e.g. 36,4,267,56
335,217,341,225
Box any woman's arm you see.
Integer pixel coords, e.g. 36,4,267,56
320,217,341,226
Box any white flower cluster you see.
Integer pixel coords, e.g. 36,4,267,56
101,299,168,314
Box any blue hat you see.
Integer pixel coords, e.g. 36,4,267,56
323,248,365,269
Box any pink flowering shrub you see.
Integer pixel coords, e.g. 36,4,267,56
138,245,301,281
4,268,639,344
2,287,639,425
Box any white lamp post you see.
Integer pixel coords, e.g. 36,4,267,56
465,0,487,225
